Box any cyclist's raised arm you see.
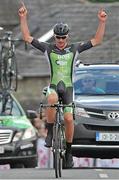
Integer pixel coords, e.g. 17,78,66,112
18,2,33,43
91,9,107,47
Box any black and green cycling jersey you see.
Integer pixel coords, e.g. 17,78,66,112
31,39,93,88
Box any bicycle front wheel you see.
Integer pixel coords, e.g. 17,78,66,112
53,121,62,178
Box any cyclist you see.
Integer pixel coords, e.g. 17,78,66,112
18,2,107,168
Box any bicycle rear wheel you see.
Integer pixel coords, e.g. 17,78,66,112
53,121,62,178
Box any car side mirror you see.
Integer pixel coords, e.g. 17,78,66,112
26,110,37,119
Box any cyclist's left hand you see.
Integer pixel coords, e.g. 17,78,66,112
98,9,107,22
18,1,27,18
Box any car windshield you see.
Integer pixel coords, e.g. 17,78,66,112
74,68,119,95
0,93,22,116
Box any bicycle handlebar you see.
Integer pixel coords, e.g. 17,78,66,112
0,37,27,50
39,102,75,120
0,31,26,46
39,102,75,108
0,37,24,42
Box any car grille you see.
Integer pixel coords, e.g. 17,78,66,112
85,108,106,120
0,130,13,144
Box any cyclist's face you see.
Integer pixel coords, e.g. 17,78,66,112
54,35,68,49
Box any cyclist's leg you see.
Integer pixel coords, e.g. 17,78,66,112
64,111,74,168
64,112,74,144
63,87,74,168
46,89,58,123
45,87,58,147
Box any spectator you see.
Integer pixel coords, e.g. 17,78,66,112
32,112,53,168
79,75,105,94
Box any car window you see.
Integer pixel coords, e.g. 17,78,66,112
74,68,119,95
0,94,23,116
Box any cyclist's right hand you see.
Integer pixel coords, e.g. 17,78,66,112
18,1,27,17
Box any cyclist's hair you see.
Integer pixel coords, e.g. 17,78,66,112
53,22,69,36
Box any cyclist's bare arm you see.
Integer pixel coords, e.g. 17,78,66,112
18,2,33,43
91,9,107,46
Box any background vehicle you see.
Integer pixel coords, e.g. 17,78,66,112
72,64,119,159
0,91,37,168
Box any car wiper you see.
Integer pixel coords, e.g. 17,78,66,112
104,93,119,95
75,93,107,96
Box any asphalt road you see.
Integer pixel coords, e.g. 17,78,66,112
0,167,119,179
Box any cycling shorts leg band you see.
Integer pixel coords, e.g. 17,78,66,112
64,105,73,114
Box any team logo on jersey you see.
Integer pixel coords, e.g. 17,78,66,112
55,54,70,66
56,60,67,65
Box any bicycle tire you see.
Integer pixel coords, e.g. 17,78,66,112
0,48,18,91
9,54,18,91
60,124,66,169
53,115,62,178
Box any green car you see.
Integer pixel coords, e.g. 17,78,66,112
0,91,37,168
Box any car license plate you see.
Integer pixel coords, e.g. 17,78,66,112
0,146,4,154
96,132,119,142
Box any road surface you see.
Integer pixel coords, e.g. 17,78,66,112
0,167,119,179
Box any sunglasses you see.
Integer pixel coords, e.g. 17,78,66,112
55,35,67,39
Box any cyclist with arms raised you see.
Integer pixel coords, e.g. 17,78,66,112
18,2,107,168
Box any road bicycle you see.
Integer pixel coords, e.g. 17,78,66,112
39,99,75,178
0,31,23,91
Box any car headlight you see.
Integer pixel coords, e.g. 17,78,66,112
13,128,36,142
13,132,23,142
76,107,90,118
22,128,36,140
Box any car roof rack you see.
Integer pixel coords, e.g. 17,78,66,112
78,62,119,66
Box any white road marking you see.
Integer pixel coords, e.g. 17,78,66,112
95,169,109,179
95,168,103,171
99,173,109,178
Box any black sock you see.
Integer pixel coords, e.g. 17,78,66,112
66,142,72,154
46,123,53,134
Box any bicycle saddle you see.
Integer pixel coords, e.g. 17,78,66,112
57,81,66,95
